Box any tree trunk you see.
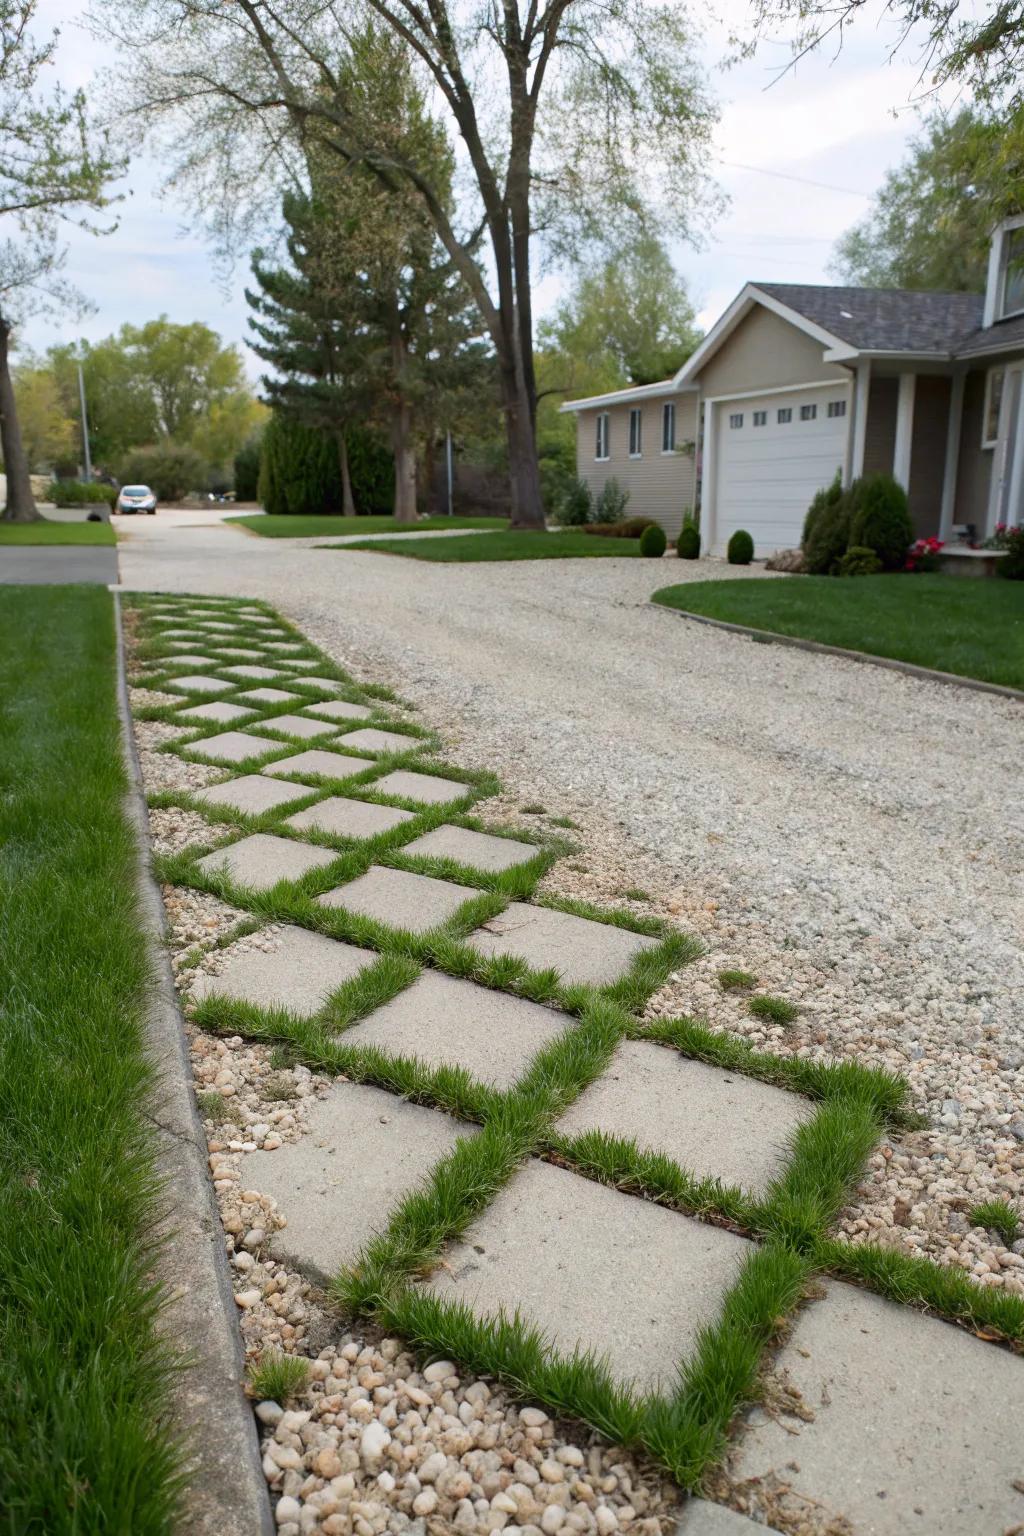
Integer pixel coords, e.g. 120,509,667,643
0,316,40,523
391,404,418,522
338,431,356,516
499,359,545,530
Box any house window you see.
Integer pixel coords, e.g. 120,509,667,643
983,367,1005,448
729,413,744,429
827,400,847,418
800,403,817,421
1001,226,1024,318
662,401,676,452
752,410,767,426
629,407,642,457
777,407,792,424
595,412,610,460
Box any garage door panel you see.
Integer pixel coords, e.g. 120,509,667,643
714,387,848,557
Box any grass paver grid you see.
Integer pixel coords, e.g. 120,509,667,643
127,593,1024,1514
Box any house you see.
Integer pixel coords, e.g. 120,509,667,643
562,215,1024,557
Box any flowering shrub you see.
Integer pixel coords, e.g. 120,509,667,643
906,536,944,572
997,525,1024,580
981,522,1017,549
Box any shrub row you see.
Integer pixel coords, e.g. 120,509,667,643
45,480,117,509
583,516,659,539
802,472,913,575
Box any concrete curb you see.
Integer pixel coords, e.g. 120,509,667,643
651,601,1024,704
113,592,274,1536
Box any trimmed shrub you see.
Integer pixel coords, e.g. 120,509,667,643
539,458,573,521
727,528,754,565
584,516,658,539
45,479,116,509
347,426,393,515
677,518,700,559
257,415,341,516
838,545,883,577
803,494,852,575
119,443,207,504
639,523,667,557
848,473,914,570
996,525,1024,580
594,476,629,524
802,471,842,550
233,438,262,501
553,476,593,526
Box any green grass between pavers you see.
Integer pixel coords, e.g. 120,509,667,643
228,514,509,538
0,586,182,1533
0,517,115,545
651,574,1024,691
337,530,646,561
125,591,1024,1494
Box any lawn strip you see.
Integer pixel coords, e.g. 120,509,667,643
0,586,183,1533
339,531,646,561
0,518,116,545
228,514,509,538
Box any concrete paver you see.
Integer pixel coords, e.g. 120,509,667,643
263,749,375,780
730,1282,1024,1536
190,923,373,1015
176,700,258,725
676,1502,774,1534
347,970,569,1088
467,902,659,988
556,1041,811,1197
221,664,291,682
373,769,470,805
158,653,218,667
192,774,314,817
188,730,282,764
402,824,539,873
241,1082,476,1282
336,727,422,755
424,1159,750,1392
196,832,338,890
316,865,481,932
164,673,233,695
300,700,374,722
283,796,416,839
259,713,338,740
235,687,301,705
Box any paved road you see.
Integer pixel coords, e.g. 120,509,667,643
0,546,119,584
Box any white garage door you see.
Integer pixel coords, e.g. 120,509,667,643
713,386,849,556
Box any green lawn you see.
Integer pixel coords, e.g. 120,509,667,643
0,517,115,545
0,587,182,1532
229,513,508,538
339,529,646,561
652,573,1024,689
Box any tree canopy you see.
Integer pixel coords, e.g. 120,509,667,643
831,108,1024,292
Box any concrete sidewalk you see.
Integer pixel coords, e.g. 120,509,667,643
0,546,119,584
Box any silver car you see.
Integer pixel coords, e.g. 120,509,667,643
115,484,157,515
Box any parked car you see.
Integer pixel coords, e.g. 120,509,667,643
115,484,158,515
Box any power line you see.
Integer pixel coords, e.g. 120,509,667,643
720,160,873,199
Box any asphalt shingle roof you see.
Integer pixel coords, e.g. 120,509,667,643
753,283,985,355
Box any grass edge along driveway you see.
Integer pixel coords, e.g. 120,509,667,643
340,529,646,561
652,572,1024,691
229,513,508,538
0,518,116,546
0,585,183,1533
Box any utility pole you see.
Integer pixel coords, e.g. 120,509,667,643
77,364,92,481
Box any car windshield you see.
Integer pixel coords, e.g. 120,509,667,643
123,486,151,497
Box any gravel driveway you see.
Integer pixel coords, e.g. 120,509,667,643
119,518,1024,1286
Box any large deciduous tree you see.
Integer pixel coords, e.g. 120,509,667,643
831,108,1024,293
96,0,716,528
0,0,120,520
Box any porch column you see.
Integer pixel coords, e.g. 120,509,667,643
699,399,715,556
893,371,916,490
848,359,871,483
939,370,965,540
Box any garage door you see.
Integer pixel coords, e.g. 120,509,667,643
713,386,849,556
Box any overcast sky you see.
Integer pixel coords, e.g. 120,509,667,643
22,0,946,373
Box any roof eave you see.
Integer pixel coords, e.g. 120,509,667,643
559,379,694,413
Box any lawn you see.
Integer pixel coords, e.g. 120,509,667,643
339,529,645,561
0,587,182,1531
652,573,1024,690
0,518,115,545
229,513,508,538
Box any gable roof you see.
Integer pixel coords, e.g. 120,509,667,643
754,284,985,355
559,377,695,413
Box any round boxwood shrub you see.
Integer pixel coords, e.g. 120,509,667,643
639,523,667,558
727,528,754,565
677,518,700,559
838,544,883,577
848,472,914,570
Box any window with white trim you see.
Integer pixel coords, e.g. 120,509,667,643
1000,226,1024,319
800,403,817,421
982,367,1005,448
595,412,610,460
752,410,767,426
827,400,847,418
662,401,676,452
629,407,642,457
777,407,792,424
729,412,744,429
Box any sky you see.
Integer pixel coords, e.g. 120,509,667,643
22,0,949,373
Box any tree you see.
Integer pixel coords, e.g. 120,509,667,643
12,361,76,470
832,108,1024,292
96,0,716,528
0,0,120,520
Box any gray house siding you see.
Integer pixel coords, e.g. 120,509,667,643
907,376,951,537
862,378,897,479
575,394,699,540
